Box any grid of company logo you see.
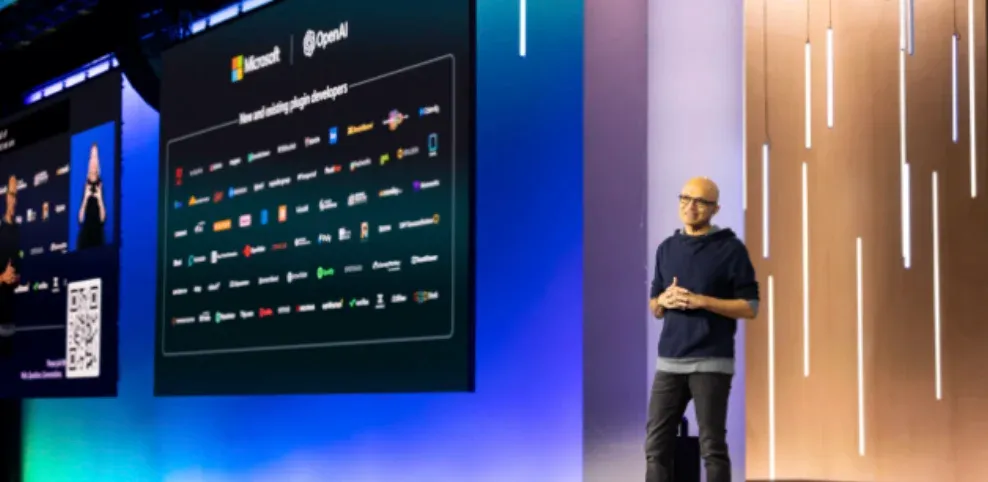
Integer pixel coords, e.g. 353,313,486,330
156,1,472,395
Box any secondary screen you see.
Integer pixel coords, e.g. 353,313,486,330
0,73,121,398
156,0,473,395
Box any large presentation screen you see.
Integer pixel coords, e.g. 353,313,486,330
156,0,474,395
0,72,121,398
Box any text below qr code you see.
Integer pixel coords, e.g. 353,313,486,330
66,278,101,379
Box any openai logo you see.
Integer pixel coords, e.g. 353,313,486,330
302,22,349,58
302,30,317,58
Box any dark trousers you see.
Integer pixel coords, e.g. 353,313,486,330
645,370,733,482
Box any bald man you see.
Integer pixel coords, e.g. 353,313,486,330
645,177,759,482
0,176,20,357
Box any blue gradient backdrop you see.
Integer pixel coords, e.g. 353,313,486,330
21,0,584,480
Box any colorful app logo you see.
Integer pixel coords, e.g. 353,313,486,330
174,201,183,209
213,219,232,232
428,133,438,155
259,307,273,318
379,153,390,165
260,209,269,225
384,109,406,131
413,181,421,191
175,167,183,186
239,214,251,227
317,267,334,279
328,127,338,145
228,187,236,198
360,222,369,240
243,245,253,257
278,205,287,222
213,191,224,203
231,55,244,82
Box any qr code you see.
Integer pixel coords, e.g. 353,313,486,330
65,278,101,379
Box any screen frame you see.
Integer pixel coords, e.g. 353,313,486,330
154,0,477,395
0,71,124,259
0,70,124,398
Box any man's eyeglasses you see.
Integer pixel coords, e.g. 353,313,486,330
678,194,716,208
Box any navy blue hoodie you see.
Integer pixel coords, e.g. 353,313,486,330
650,228,758,359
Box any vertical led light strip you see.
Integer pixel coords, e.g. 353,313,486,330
805,41,812,149
856,237,866,456
767,274,776,480
952,34,959,143
762,0,770,259
826,27,834,128
763,143,770,259
743,19,748,213
899,0,908,50
518,0,526,57
907,0,916,55
801,163,810,377
899,0,912,269
932,171,942,400
902,163,912,269
969,0,977,198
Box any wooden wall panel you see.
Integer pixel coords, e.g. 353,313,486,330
744,0,988,481
743,0,769,476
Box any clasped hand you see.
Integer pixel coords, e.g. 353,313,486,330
649,277,704,316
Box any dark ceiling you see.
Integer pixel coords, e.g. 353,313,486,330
0,0,233,114
0,0,101,52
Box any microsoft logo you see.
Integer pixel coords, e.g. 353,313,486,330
230,48,281,83
231,55,244,82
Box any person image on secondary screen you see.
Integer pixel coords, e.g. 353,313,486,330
77,142,107,249
645,177,760,482
0,176,22,358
